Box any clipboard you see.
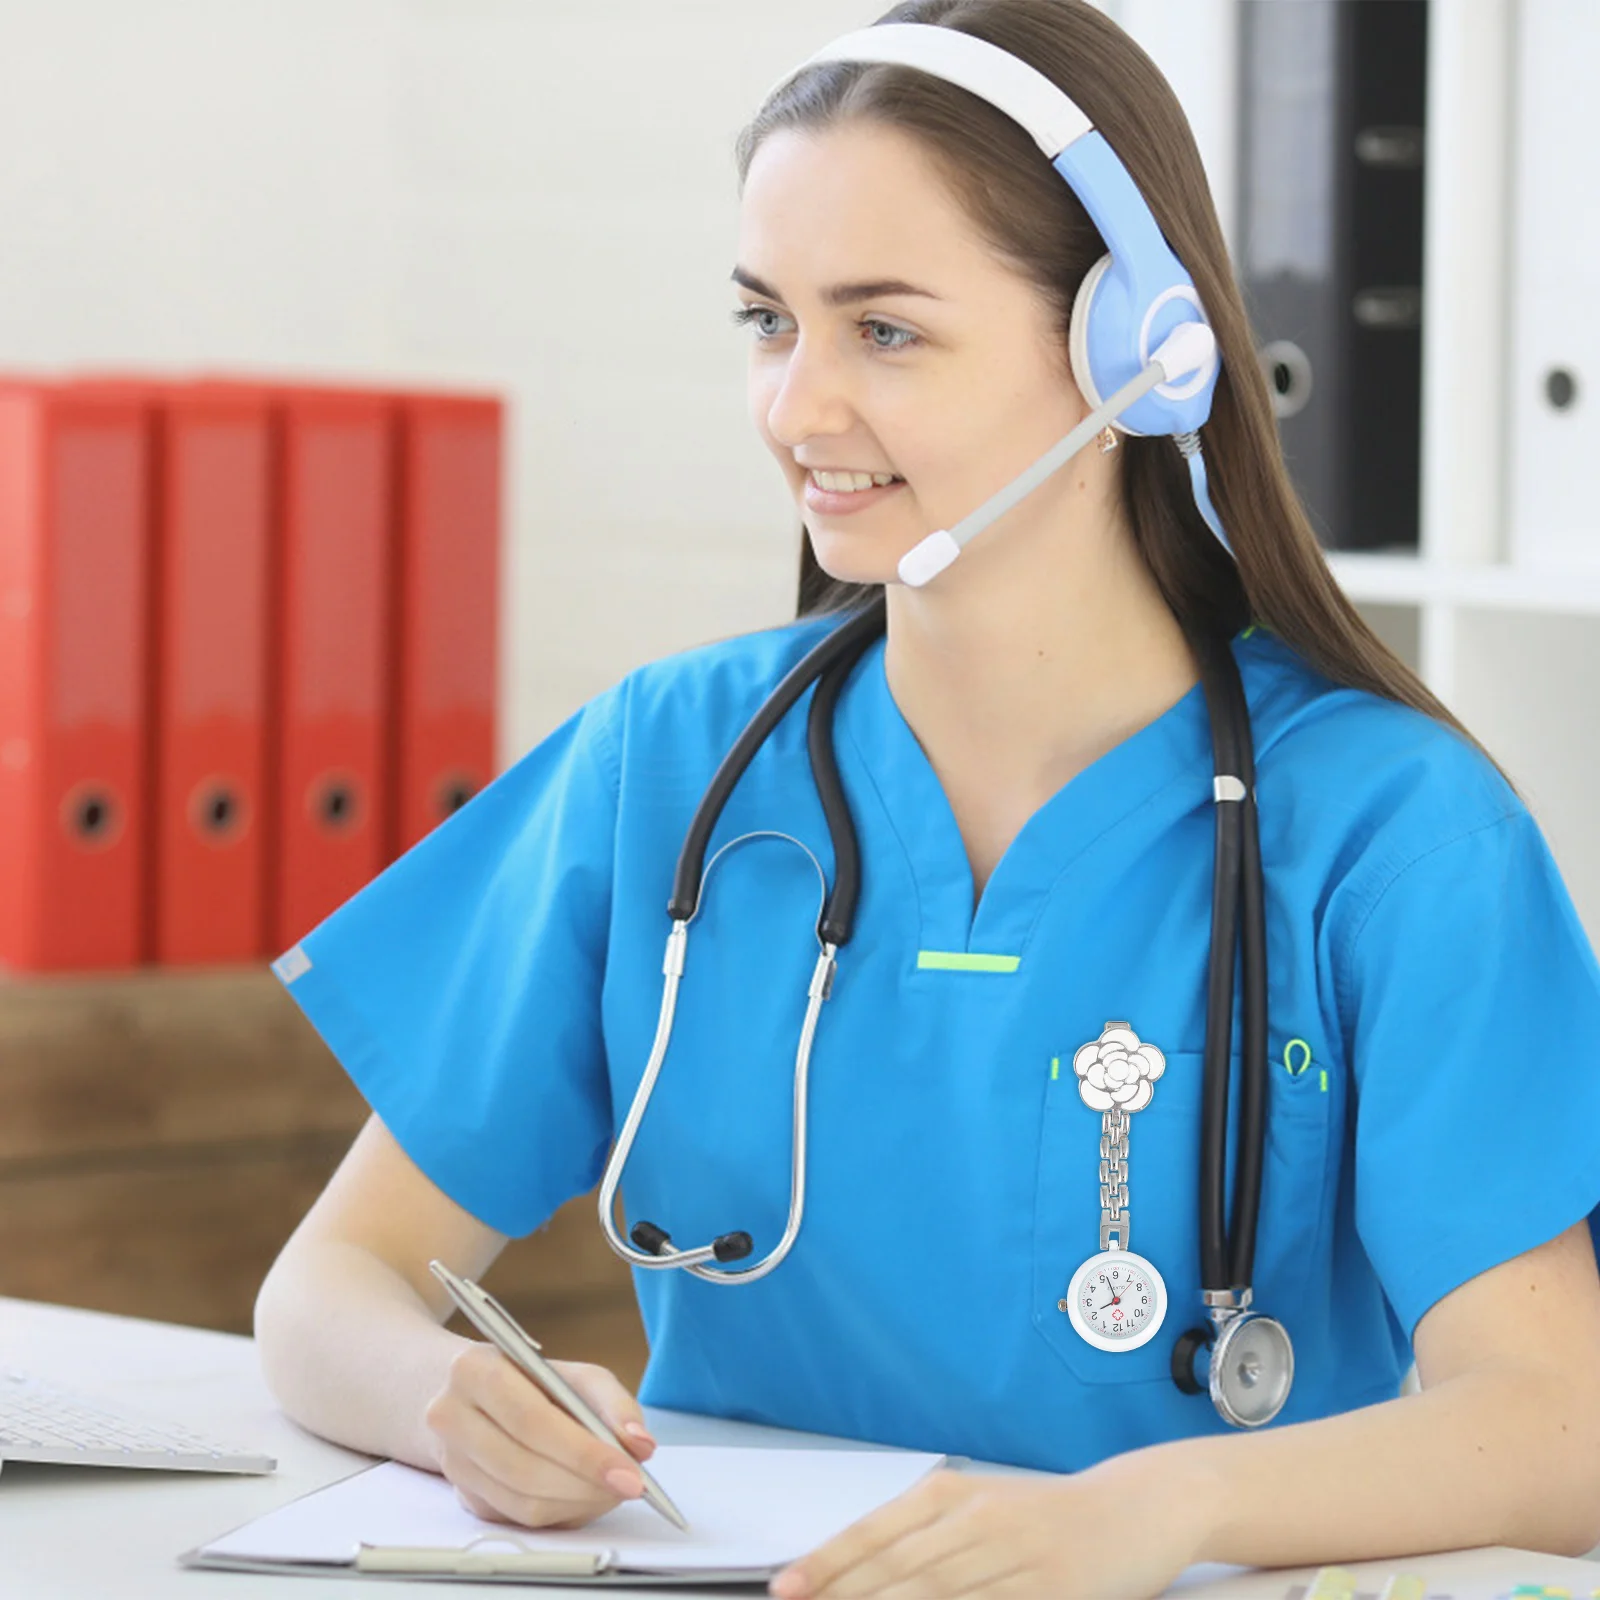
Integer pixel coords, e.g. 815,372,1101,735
185,1538,775,1586
181,1449,946,1586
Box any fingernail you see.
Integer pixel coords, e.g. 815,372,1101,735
623,1421,657,1445
770,1570,808,1598
604,1466,643,1498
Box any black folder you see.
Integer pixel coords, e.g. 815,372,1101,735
1237,0,1429,553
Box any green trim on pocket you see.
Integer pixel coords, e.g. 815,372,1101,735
916,951,1021,973
1281,1037,1329,1092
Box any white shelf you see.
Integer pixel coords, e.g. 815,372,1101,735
1110,0,1600,944
1328,552,1600,615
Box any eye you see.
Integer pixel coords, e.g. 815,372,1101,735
730,305,923,353
862,318,920,352
730,304,791,340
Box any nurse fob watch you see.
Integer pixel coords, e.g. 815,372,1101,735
1063,1022,1169,1352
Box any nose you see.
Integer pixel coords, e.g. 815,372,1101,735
761,330,858,451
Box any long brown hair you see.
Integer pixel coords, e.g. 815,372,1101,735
734,0,1503,775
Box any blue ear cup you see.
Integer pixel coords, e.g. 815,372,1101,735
1056,131,1220,438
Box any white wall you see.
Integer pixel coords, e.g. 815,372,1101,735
0,0,1235,764
1106,0,1238,245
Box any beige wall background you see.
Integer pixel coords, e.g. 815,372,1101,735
0,0,1233,766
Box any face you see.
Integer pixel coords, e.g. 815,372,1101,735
733,120,1100,588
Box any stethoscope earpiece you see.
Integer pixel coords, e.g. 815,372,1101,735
630,1221,671,1255
630,1220,757,1267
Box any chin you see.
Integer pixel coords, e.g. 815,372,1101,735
803,525,905,590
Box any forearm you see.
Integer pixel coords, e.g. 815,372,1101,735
1114,1364,1600,1570
253,1236,470,1470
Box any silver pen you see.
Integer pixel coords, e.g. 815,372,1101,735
427,1259,689,1532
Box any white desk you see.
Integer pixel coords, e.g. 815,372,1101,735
2,1297,1596,1600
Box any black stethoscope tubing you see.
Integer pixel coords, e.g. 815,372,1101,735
1189,625,1268,1301
668,595,885,943
656,596,1267,1393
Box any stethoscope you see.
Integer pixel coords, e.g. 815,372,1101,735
596,590,1296,1429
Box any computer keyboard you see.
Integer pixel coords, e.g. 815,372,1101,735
0,1370,275,1474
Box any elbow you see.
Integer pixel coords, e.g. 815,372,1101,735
251,1254,292,1409
251,1238,315,1422
1502,1488,1600,1561
1535,1514,1600,1562
1549,1476,1600,1560
1522,1386,1600,1558
1560,1385,1600,1555
252,1246,284,1351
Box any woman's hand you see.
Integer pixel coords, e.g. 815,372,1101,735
423,1341,656,1529
768,1454,1214,1600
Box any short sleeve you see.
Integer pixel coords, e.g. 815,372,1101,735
1339,808,1600,1338
272,681,626,1237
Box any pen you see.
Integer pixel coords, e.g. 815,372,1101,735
427,1259,689,1532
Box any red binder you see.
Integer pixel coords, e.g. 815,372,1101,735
270,387,392,950
148,384,273,964
392,393,502,855
0,380,152,972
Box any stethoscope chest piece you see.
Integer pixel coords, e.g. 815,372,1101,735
1204,1311,1295,1428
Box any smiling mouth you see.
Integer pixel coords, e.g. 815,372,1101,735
805,469,905,494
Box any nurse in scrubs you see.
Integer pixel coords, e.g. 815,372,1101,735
254,2,1600,1595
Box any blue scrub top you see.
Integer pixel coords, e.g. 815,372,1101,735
276,614,1600,1472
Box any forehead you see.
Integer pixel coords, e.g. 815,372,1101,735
736,121,993,289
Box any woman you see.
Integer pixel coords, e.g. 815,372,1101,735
254,3,1600,1595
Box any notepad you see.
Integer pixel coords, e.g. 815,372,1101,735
183,1445,946,1584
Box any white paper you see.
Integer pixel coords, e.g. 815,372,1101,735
201,1445,946,1574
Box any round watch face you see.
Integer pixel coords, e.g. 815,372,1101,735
1065,1250,1167,1352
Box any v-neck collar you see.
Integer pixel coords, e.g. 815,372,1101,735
837,629,1251,960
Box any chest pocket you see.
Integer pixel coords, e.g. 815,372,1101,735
1031,1046,1332,1387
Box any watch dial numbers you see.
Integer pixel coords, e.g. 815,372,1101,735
1066,1254,1166,1350
1092,1265,1145,1334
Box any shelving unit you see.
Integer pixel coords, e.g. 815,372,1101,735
0,969,647,1375
1118,0,1600,944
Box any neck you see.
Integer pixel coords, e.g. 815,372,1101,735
881,507,1199,799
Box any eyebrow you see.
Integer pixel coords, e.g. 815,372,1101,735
730,266,943,307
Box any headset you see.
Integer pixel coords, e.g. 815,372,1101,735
763,21,1232,586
